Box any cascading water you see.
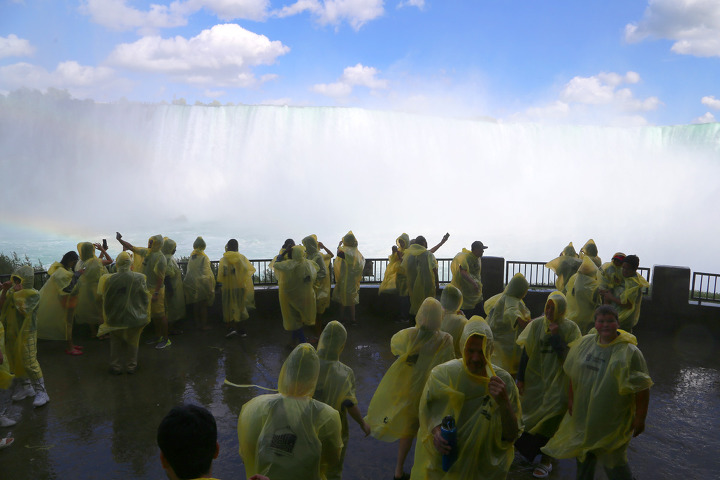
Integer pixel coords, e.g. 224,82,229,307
1,89,719,272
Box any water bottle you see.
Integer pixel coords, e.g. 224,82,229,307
440,415,457,472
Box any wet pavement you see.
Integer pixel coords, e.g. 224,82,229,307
1,303,719,480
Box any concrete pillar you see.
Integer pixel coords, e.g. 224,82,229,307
482,256,505,301
645,265,690,331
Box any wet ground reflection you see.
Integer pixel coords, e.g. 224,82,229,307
1,311,718,479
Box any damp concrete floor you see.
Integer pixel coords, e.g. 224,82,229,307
1,304,719,480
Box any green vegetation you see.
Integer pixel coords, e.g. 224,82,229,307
0,252,44,275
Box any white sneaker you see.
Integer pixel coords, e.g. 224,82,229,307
0,416,16,427
32,380,50,408
11,383,35,402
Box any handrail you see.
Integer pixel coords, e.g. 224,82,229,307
690,272,720,304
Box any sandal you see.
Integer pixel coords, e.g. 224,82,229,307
533,462,552,478
65,348,83,356
0,437,14,450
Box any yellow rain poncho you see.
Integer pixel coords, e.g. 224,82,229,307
2,266,41,379
365,298,454,441
97,251,151,336
450,249,482,310
184,237,216,305
403,244,438,316
217,249,256,324
410,319,522,480
565,257,601,334
579,239,602,268
599,255,625,291
545,243,583,293
303,235,332,314
440,285,467,358
37,262,75,340
273,245,317,331
132,234,167,291
485,273,531,376
0,319,13,389
542,331,653,467
74,242,107,325
161,238,185,322
380,233,410,296
332,232,364,307
314,321,357,480
516,292,580,438
616,273,650,331
238,344,343,480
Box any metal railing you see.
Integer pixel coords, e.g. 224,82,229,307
690,272,720,304
505,261,557,288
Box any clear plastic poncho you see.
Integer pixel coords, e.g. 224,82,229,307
403,244,438,316
516,292,581,437
183,236,216,305
485,273,531,376
564,257,601,334
97,251,151,335
545,243,583,293
217,249,256,323
238,344,343,480
440,285,467,358
132,234,167,291
161,238,185,322
450,248,482,310
74,242,108,325
616,273,650,331
314,321,357,480
599,256,625,291
579,239,602,268
37,262,75,340
542,331,653,467
365,298,455,441
1,266,40,378
410,319,522,480
303,235,332,314
332,231,364,307
272,245,317,331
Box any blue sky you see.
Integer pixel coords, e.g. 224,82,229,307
1,0,720,125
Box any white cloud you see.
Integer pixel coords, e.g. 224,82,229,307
0,61,120,97
559,71,660,112
273,0,384,31
398,0,425,9
106,24,289,87
625,0,720,57
693,112,716,124
80,0,270,33
701,95,720,110
0,34,35,59
312,63,388,98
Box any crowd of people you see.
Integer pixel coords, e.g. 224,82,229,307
0,233,652,480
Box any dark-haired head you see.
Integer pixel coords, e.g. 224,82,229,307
594,304,619,322
226,239,239,252
415,236,428,248
61,251,79,269
157,404,218,480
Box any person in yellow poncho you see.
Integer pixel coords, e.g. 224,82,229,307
410,317,522,480
484,273,532,377
1,265,49,408
97,251,151,374
565,256,601,334
439,285,467,358
272,244,317,347
545,242,583,294
183,236,216,331
37,251,83,355
599,255,649,333
379,233,410,297
0,313,16,429
450,241,486,316
599,253,626,292
313,321,371,480
74,241,111,338
302,235,334,337
542,305,652,480
161,238,186,334
332,231,364,325
238,343,343,480
365,297,454,480
403,236,439,321
116,233,170,348
579,239,602,268
515,291,581,478
217,239,256,338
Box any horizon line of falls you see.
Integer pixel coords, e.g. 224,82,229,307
1,90,719,271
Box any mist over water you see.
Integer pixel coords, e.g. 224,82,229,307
1,89,719,273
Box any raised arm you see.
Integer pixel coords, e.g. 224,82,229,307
429,233,450,254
